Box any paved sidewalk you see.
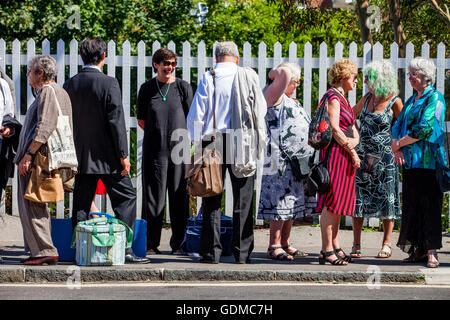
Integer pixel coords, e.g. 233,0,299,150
1,214,449,284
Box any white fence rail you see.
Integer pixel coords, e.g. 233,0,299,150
0,39,449,228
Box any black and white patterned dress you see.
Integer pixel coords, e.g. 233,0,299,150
354,94,401,220
257,95,317,221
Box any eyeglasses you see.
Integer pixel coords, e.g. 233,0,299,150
407,71,420,79
162,60,177,67
292,79,301,85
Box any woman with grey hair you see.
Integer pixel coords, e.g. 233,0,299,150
391,57,446,268
258,62,316,261
351,60,403,259
15,55,73,265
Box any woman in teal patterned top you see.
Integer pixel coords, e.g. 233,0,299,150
391,57,447,268
351,60,403,260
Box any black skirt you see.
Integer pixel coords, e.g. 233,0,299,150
397,168,443,254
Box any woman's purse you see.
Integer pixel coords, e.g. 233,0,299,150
305,147,332,197
308,92,332,150
361,152,382,176
44,85,78,171
186,70,224,197
24,151,64,203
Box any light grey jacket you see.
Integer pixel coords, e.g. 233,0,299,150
230,67,268,178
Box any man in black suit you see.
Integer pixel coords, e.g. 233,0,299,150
64,37,149,263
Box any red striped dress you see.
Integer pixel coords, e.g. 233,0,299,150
317,89,356,216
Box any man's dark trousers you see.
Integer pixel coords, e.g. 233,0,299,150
72,173,137,234
199,135,255,263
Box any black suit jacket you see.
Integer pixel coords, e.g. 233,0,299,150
63,68,128,174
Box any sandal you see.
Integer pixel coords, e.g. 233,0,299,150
334,248,353,263
267,246,293,261
319,250,347,265
427,252,439,268
350,244,362,258
403,250,427,263
282,245,308,258
376,244,392,258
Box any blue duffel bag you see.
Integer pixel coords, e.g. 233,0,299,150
180,208,233,257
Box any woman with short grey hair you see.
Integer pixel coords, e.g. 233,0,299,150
392,57,446,268
15,55,73,265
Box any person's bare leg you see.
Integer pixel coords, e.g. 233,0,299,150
351,217,364,257
320,207,347,264
268,220,293,260
377,219,394,258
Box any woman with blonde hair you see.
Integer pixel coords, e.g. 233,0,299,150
351,60,403,259
317,59,360,265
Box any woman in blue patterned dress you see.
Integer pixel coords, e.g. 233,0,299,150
392,57,447,268
258,62,316,261
351,60,403,259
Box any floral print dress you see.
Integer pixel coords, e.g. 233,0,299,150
354,94,401,220
258,95,317,221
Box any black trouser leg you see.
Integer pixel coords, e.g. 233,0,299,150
200,186,224,262
142,161,167,250
72,174,99,230
100,174,137,233
229,165,255,262
167,162,189,251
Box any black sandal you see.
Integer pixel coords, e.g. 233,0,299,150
334,248,353,263
282,245,308,258
319,250,347,265
267,246,293,261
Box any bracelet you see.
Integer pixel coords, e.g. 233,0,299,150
25,150,34,156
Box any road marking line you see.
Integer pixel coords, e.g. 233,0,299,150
0,282,449,289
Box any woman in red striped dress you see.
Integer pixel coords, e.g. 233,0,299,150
318,59,360,266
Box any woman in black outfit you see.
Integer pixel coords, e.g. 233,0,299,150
137,48,193,255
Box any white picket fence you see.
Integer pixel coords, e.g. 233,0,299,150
0,39,449,228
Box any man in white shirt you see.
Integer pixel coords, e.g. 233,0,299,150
187,42,266,264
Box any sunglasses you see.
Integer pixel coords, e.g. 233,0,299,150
162,60,177,67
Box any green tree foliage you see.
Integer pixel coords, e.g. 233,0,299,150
0,0,196,52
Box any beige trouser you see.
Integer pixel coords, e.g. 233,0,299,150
17,171,58,258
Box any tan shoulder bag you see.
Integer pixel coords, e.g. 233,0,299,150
186,70,223,197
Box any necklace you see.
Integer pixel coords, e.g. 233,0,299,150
156,80,171,101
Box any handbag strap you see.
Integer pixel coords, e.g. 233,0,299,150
210,69,217,138
42,84,63,117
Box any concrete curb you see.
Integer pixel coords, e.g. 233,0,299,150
0,267,425,284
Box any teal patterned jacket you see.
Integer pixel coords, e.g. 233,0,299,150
392,85,447,169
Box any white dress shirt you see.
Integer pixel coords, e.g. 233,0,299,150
187,62,238,141
0,77,14,124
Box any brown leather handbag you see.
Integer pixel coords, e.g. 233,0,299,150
24,151,64,203
186,70,224,197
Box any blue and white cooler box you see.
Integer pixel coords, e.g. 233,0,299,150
181,209,233,257
71,217,133,266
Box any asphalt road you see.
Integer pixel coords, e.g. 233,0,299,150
1,282,449,300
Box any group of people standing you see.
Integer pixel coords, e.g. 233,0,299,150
0,39,446,270
315,57,446,269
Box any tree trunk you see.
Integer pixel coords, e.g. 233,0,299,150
355,0,373,45
388,0,407,100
